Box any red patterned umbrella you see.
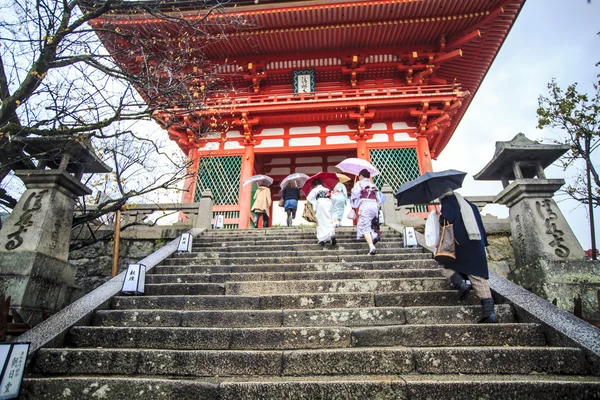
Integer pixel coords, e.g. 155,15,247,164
301,172,339,196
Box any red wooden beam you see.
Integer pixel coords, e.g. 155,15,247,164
446,30,481,51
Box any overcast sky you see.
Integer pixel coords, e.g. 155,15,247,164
434,0,600,249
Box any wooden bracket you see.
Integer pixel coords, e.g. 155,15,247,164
341,56,365,88
243,62,266,94
349,105,375,139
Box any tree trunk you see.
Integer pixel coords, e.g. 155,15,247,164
586,138,597,260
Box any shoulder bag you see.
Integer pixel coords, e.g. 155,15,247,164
434,222,456,264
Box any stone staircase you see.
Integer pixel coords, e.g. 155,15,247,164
21,227,600,399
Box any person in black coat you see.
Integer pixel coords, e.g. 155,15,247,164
438,191,497,323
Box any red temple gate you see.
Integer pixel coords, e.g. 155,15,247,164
91,0,526,228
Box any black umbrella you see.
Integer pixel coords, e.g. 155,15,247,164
394,170,467,206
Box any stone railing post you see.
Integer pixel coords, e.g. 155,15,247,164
381,184,399,225
194,189,213,229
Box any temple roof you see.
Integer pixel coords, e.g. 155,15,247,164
90,0,526,157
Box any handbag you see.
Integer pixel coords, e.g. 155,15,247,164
425,210,441,247
302,202,318,223
347,208,356,220
434,222,456,264
278,198,285,207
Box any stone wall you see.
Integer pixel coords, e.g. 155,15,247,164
69,227,186,294
482,218,515,280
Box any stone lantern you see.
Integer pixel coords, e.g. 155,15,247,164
475,133,599,319
0,137,111,325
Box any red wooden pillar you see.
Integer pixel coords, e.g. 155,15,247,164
356,138,370,161
416,134,433,174
238,143,255,228
181,148,199,204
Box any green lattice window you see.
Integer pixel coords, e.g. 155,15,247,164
194,156,242,205
370,148,425,210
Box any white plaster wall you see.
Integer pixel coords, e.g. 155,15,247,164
289,137,320,146
290,126,321,135
256,139,285,148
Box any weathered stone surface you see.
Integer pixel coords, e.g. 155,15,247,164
413,347,587,374
406,375,600,400
220,379,407,400
352,323,545,347
259,293,374,309
404,304,515,324
145,283,225,295
36,348,282,376
21,377,218,400
282,348,415,375
67,326,352,350
112,295,261,311
93,309,283,328
283,307,406,327
227,278,447,295
375,290,481,307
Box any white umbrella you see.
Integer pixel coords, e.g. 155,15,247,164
335,158,380,176
280,173,310,189
242,174,273,188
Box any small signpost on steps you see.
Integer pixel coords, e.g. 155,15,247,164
0,342,29,399
177,233,193,253
403,226,418,247
121,264,146,296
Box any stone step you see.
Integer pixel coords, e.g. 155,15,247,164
93,305,515,328
195,233,399,242
191,240,410,251
144,283,225,296
112,290,480,311
21,374,600,400
191,238,406,247
145,269,442,284
20,375,600,400
153,259,439,274
173,246,423,258
160,253,430,266
66,324,543,350
112,293,376,311
225,278,448,295
375,290,482,307
197,227,396,239
34,347,587,377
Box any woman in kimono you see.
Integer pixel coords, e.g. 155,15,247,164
306,179,336,245
350,169,382,255
331,181,348,227
438,189,497,323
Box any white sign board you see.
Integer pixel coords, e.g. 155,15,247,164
0,343,29,399
121,264,146,295
177,233,193,252
213,215,224,229
403,227,418,247
293,69,315,93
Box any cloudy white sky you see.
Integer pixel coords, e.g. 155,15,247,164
434,0,600,249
